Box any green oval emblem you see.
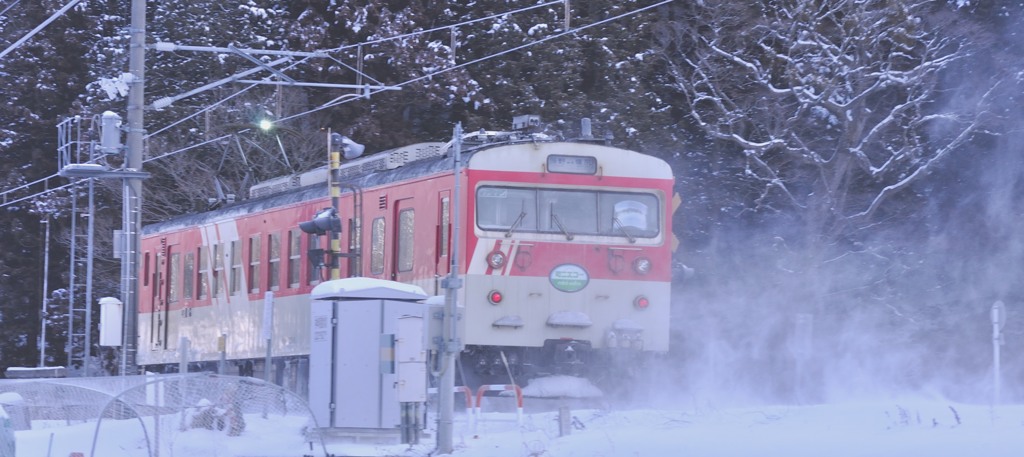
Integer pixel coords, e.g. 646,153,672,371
549,264,589,293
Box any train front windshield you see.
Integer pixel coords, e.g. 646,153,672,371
476,185,660,238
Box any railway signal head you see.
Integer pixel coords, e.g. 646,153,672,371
330,133,365,160
299,207,342,235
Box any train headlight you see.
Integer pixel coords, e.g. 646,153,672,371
633,257,652,275
487,250,507,269
488,290,504,305
633,295,650,310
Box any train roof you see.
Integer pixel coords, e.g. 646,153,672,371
143,145,456,235
143,134,668,235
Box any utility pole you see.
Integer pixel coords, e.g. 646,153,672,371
436,123,463,455
121,0,146,376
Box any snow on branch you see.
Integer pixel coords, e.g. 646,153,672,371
656,0,989,239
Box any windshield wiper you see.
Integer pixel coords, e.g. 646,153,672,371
550,205,574,241
612,217,636,244
505,211,527,237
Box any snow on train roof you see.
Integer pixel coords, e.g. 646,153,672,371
143,137,666,235
142,145,456,234
468,141,673,179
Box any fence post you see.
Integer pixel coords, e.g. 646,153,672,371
474,384,524,425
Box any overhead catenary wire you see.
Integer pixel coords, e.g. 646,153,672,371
0,0,84,60
147,1,565,137
326,0,565,53
280,0,676,122
1,0,553,205
0,0,24,18
0,0,674,209
0,63,311,208
145,1,567,134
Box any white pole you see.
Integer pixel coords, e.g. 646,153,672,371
39,218,50,367
179,337,189,374
84,178,95,375
263,292,274,383
219,333,227,375
991,301,1003,406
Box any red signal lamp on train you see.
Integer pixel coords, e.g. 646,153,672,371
488,290,504,305
299,207,342,235
633,295,650,310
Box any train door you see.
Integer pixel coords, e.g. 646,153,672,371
151,243,165,350
435,192,451,294
391,197,415,283
145,250,158,350
163,245,180,351
152,242,179,350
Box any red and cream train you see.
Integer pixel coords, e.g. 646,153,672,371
138,120,676,390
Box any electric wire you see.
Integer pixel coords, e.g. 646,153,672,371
327,0,565,52
146,1,564,138
282,0,674,122
144,55,314,138
0,0,84,60
0,0,23,18
0,0,673,209
144,1,565,137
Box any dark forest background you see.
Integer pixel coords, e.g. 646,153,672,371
2,0,1024,403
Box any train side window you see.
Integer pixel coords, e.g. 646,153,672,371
212,243,223,297
371,217,385,275
197,246,209,300
168,252,180,303
230,240,243,295
268,232,280,291
183,252,194,301
288,229,301,288
397,209,414,272
143,252,150,287
439,197,449,257
249,235,261,294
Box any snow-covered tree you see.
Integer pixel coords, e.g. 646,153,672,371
655,0,1015,400
658,0,996,247
0,0,107,371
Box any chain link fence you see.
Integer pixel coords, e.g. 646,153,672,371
0,373,327,457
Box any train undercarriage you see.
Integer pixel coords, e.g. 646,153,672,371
456,340,647,395
142,341,648,402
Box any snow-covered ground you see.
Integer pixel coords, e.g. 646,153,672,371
423,400,1023,457
9,375,1024,457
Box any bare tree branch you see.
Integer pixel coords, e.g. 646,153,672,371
655,0,998,241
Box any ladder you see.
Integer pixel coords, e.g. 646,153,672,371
58,116,99,375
